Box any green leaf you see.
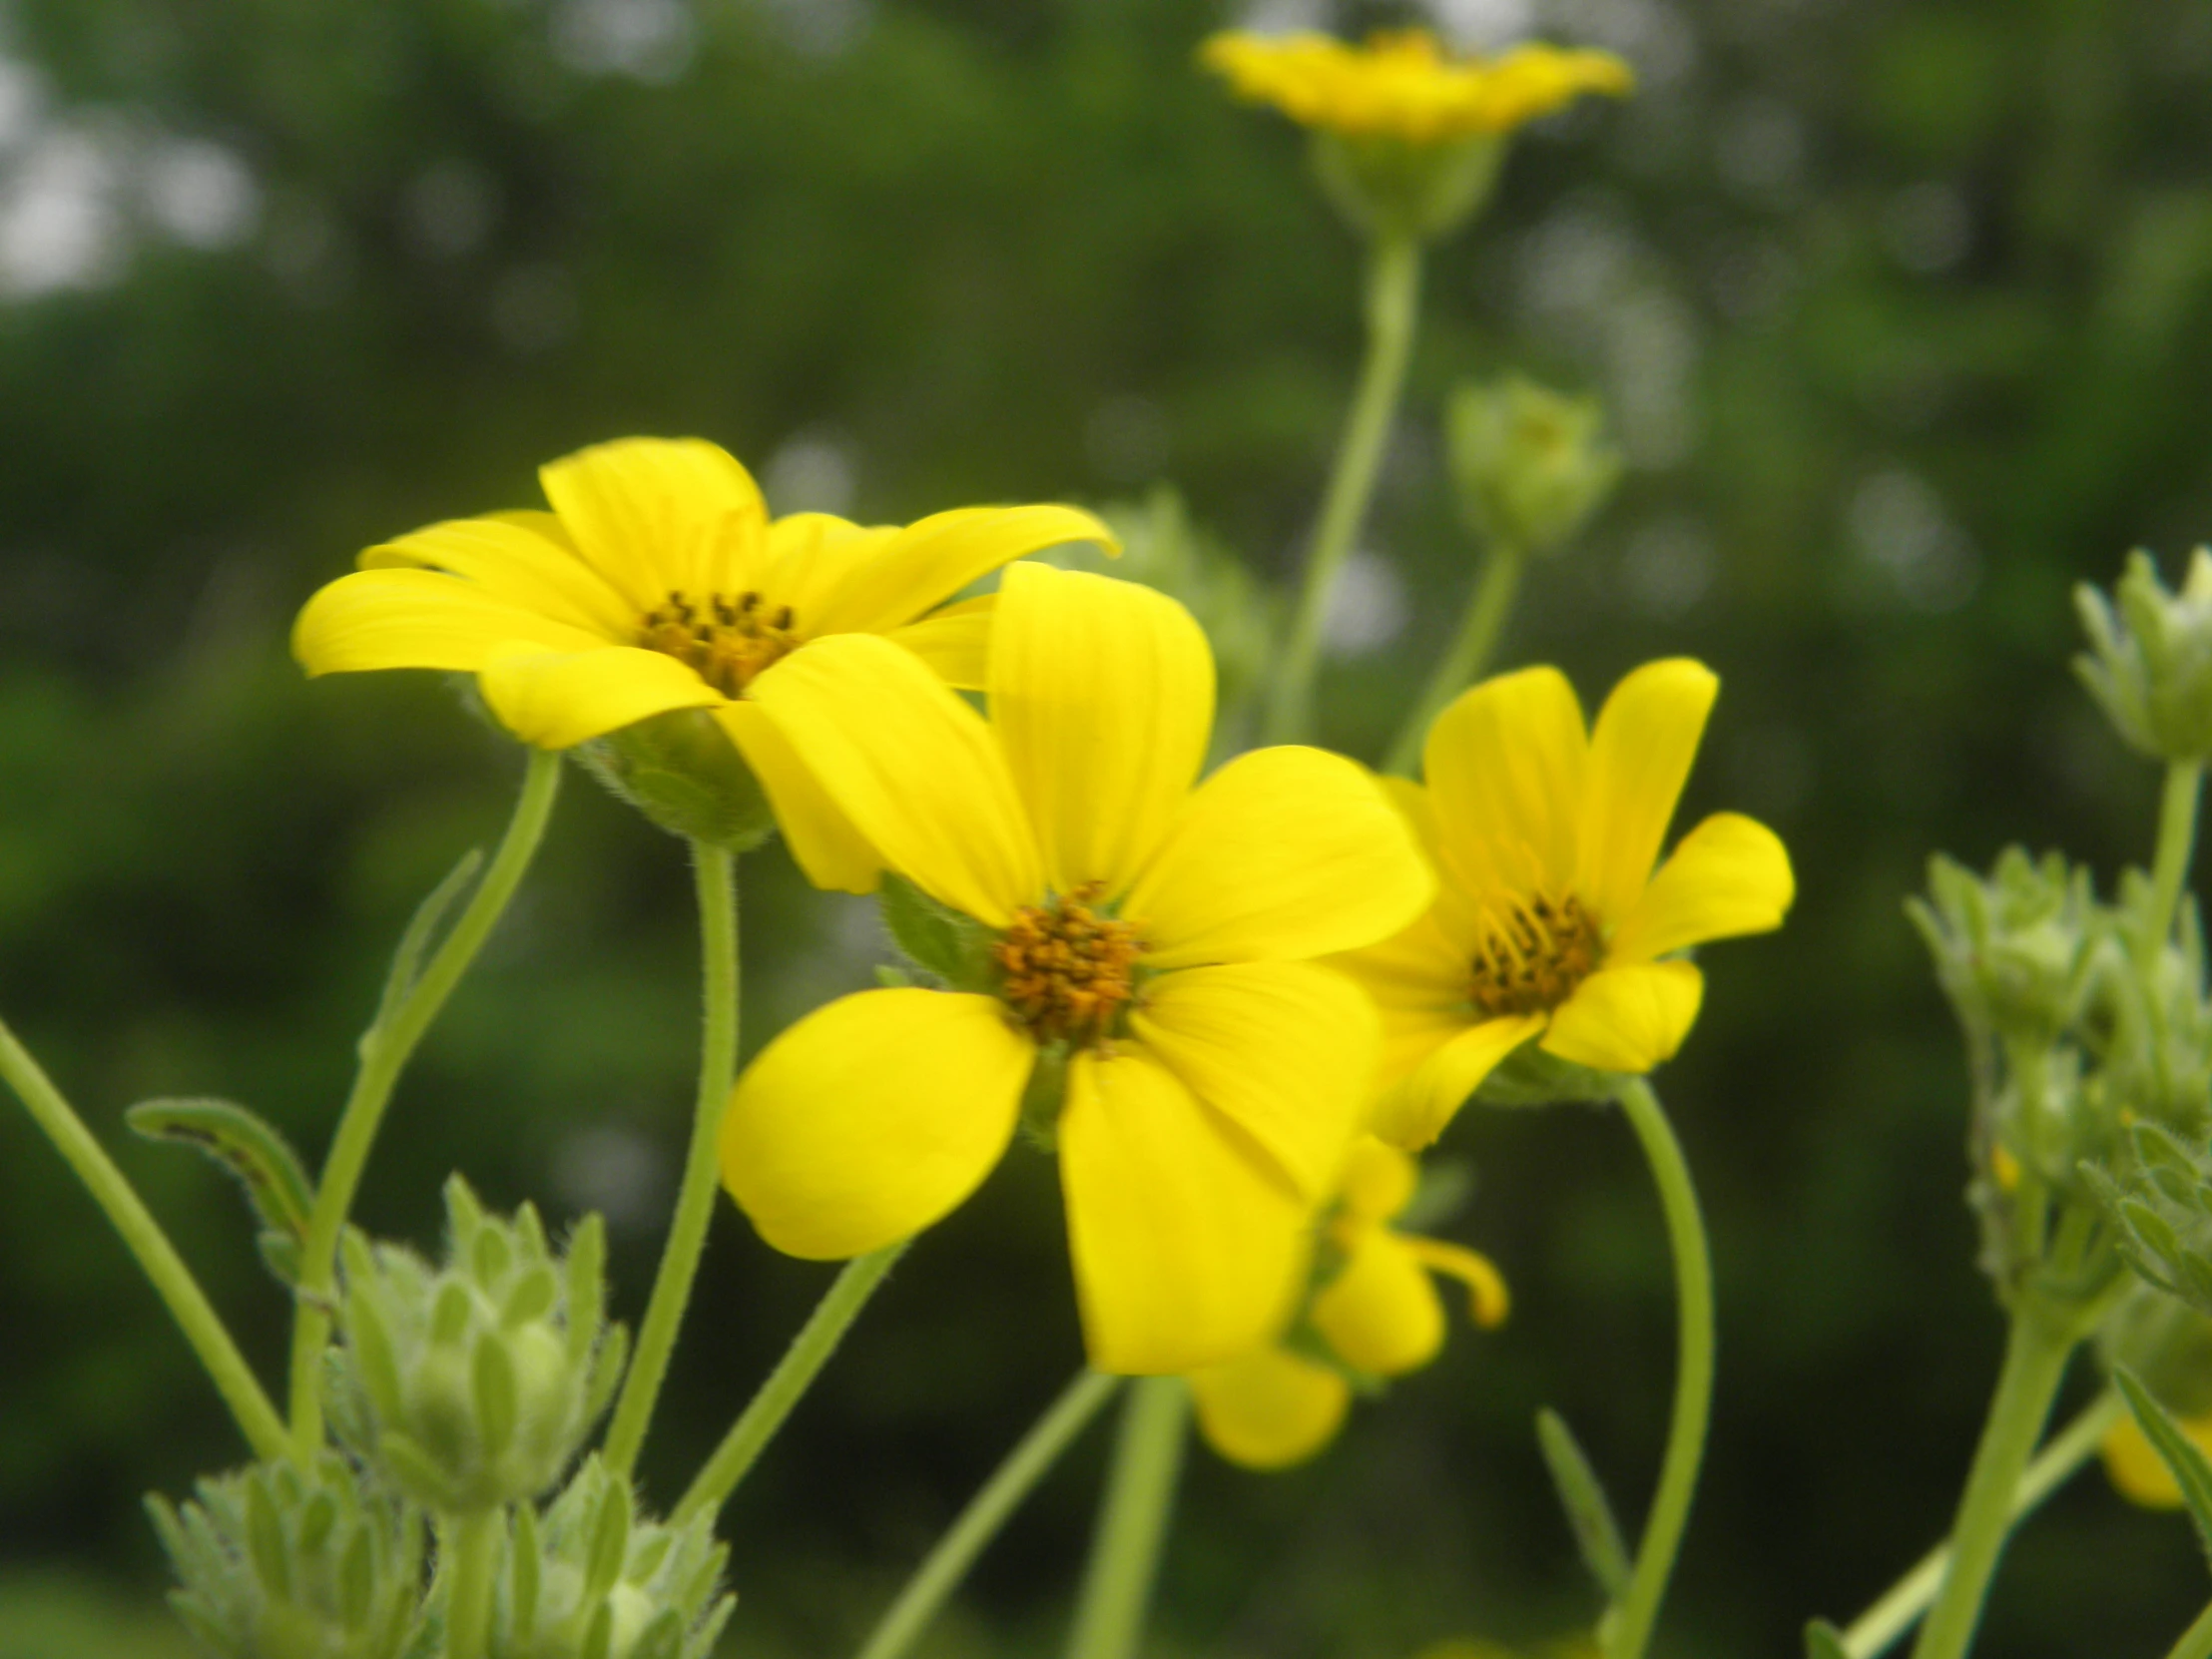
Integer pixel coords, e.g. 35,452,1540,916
2117,1366,2212,1570
878,872,996,989
1535,1407,1631,1601
368,848,484,1043
126,1097,314,1245
1803,1617,1851,1659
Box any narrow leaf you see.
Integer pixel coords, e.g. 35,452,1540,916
1535,1407,1631,1600
370,848,485,1040
1804,1617,1850,1659
127,1097,314,1243
2117,1366,2212,1570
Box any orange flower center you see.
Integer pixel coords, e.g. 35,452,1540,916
1468,891,1601,1018
994,882,1144,1049
640,589,799,696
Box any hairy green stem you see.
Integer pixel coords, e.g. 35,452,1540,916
1840,1388,2121,1658
1063,1375,1190,1659
602,842,741,1479
1605,1078,1716,1659
289,747,562,1456
1264,232,1423,745
2147,760,2205,952
2166,1599,2212,1659
674,1242,909,1523
0,1017,289,1460
1908,1302,2078,1659
1382,537,1526,776
855,1372,1124,1659
441,1507,504,1659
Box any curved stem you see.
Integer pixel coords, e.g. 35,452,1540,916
673,1241,909,1524
0,1017,289,1460
1062,1375,1190,1659
1263,232,1423,746
2147,760,2204,952
289,748,562,1456
1605,1078,1716,1659
854,1371,1124,1659
440,1507,505,1659
602,841,741,1479
1382,538,1526,777
1839,1387,2121,1658
2166,1599,2212,1659
1907,1301,2078,1659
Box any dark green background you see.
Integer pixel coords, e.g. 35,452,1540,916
5,0,2212,1653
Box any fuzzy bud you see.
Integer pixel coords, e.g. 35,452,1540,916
1445,373,1621,557
1907,848,2108,1053
2076,548,2212,764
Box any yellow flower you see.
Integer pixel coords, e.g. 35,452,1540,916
1341,661,1794,1149
1200,29,1633,146
2102,1408,2212,1508
292,436,1111,886
717,563,1434,1374
1188,1137,1507,1468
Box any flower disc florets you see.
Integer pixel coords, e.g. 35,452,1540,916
640,589,800,696
994,882,1145,1048
1468,891,1601,1017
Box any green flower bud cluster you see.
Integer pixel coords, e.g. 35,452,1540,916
148,1452,426,1659
2076,548,2212,764
331,1179,628,1516
2087,1122,2212,1324
1445,373,1622,558
1909,848,2108,1060
470,1457,734,1659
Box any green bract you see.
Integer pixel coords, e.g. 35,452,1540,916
329,1179,628,1516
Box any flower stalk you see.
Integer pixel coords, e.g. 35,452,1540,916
1383,537,1526,776
1265,231,1422,745
2147,760,2205,953
855,1371,1124,1659
602,839,742,1479
0,1016,289,1461
440,1507,505,1659
675,1241,910,1523
1063,1376,1191,1659
1605,1077,1715,1659
289,746,563,1455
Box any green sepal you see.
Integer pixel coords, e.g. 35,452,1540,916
570,707,779,851
1017,1043,1069,1151
584,1469,633,1602
874,963,915,988
472,1332,518,1460
1535,1407,1631,1601
1475,1047,1617,1109
1803,1618,1851,1659
879,872,999,990
126,1097,315,1275
634,1607,687,1659
1310,129,1503,243
2118,1367,2212,1569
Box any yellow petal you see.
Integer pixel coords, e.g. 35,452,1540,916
745,633,1041,927
991,563,1214,897
1369,1014,1544,1150
1401,1235,1510,1327
1188,1348,1351,1470
1539,960,1704,1074
1607,812,1795,963
293,568,610,676
1422,667,1588,900
720,988,1032,1259
1334,908,1473,1016
359,511,635,639
806,504,1118,637
1128,748,1434,971
539,436,769,609
1336,1137,1417,1226
1131,961,1375,1204
714,700,881,893
1060,1047,1309,1374
476,642,723,750
1575,659,1718,925
885,595,996,691
754,514,902,626
1313,1231,1445,1378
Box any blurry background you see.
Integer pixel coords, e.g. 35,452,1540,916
3,0,2212,1653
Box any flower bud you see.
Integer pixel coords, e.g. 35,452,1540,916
2076,548,2212,763
148,1452,426,1659
330,1178,628,1515
1310,130,1504,244
479,1457,735,1659
570,708,778,851
1907,848,2108,1052
2096,884,2212,1140
1445,374,1621,556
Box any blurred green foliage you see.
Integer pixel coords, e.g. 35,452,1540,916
5,0,2212,1654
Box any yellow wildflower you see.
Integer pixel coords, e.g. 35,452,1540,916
292,435,1111,885
1200,29,1632,146
1188,1137,1507,1468
1341,661,1794,1148
718,563,1434,1374
2102,1408,2212,1508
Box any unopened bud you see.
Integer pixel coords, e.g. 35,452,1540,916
1907,848,2108,1051
1445,374,1621,556
330,1178,628,1514
2076,548,2212,763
